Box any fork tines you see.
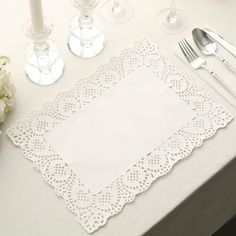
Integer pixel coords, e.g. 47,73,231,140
178,38,199,63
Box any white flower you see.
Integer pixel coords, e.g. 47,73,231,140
0,99,6,123
0,60,4,71
0,56,14,135
0,72,15,96
2,96,15,111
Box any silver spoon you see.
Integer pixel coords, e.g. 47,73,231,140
192,28,236,74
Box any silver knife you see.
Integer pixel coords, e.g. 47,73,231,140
204,28,236,57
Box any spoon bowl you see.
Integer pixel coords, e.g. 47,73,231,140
192,28,217,55
192,28,236,75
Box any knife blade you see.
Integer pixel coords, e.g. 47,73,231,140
204,28,236,57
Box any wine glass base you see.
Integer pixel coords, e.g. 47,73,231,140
68,29,106,58
25,56,64,85
100,0,133,24
156,8,188,34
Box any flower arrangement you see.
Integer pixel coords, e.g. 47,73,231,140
0,56,15,134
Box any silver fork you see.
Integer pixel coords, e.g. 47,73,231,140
178,38,236,97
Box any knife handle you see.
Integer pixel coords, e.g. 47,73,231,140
202,65,236,97
215,52,236,75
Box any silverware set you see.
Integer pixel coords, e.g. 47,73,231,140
178,28,236,97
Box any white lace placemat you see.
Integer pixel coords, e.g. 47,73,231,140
7,39,233,233
46,67,196,195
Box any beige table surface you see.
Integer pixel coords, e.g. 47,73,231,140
1,0,236,236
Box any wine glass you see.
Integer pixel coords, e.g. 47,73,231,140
156,0,188,34
100,0,133,24
68,0,106,58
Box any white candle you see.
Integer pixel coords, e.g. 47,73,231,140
29,0,45,35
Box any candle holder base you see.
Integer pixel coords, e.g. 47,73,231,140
25,41,64,85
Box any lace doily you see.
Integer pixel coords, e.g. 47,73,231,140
7,39,233,233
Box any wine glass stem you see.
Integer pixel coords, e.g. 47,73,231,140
167,0,177,24
112,0,122,14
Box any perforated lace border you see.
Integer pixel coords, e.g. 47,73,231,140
7,39,233,233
